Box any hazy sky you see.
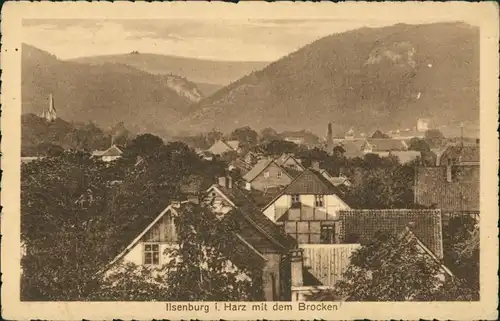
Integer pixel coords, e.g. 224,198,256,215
23,16,477,62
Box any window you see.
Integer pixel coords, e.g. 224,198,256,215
264,171,270,178
291,194,301,204
277,171,283,178
315,195,325,207
144,243,160,265
320,225,336,244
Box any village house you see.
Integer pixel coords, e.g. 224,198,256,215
103,176,304,301
365,138,408,152
332,139,371,158
242,158,297,192
91,145,123,162
207,139,241,156
228,158,253,175
436,141,480,166
261,168,351,236
414,164,479,220
291,208,452,300
275,154,305,172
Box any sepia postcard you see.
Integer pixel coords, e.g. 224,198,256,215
1,1,499,320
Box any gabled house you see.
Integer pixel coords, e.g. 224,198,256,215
203,177,301,301
91,145,123,162
242,158,296,192
228,158,253,175
207,139,241,156
262,168,350,244
334,139,371,158
275,154,305,172
103,176,303,302
414,165,479,216
366,138,408,152
436,142,480,166
243,151,259,166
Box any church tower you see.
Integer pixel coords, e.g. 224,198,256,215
40,94,57,122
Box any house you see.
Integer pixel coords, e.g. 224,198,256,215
275,154,305,172
436,142,480,166
202,176,301,301
207,139,241,156
317,169,351,188
414,165,479,219
333,139,371,158
291,208,452,301
228,158,253,175
243,151,259,166
262,168,351,239
242,158,296,192
91,145,123,162
368,150,422,164
104,176,302,301
366,138,408,152
284,136,305,145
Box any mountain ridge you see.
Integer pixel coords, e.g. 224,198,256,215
176,22,479,137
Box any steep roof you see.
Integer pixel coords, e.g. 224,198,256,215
215,184,297,250
226,140,240,151
275,154,305,169
338,209,444,259
282,168,340,195
367,138,407,152
92,145,123,157
437,144,480,165
242,158,292,182
414,165,479,212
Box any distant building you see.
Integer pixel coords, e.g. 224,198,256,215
207,139,241,155
274,154,305,172
243,158,297,192
414,165,479,215
436,142,480,166
365,138,408,152
91,145,123,162
39,94,57,122
284,136,305,145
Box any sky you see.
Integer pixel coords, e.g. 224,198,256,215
22,13,479,62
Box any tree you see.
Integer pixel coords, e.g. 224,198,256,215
371,130,390,139
259,127,280,143
262,139,299,156
424,129,445,147
124,133,164,159
229,126,258,148
317,231,447,301
408,137,431,152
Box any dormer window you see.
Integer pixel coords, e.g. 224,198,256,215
315,195,325,207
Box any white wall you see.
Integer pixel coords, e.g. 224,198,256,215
121,242,178,266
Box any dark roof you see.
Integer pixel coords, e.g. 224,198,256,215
367,138,407,152
242,159,275,182
438,144,480,164
338,209,443,259
414,165,479,212
281,168,340,195
216,185,297,250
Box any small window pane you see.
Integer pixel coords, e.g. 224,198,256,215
145,252,152,264
145,244,152,251
152,244,159,251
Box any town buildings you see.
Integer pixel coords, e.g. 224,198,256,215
207,139,241,155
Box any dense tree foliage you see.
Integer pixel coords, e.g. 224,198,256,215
261,139,300,156
21,138,230,300
229,126,259,148
371,130,390,138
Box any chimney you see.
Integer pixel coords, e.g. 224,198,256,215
290,249,304,287
227,176,233,189
245,182,252,191
218,176,227,187
446,160,452,183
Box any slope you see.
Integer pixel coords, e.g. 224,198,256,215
177,22,479,137
70,52,269,88
22,44,197,137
